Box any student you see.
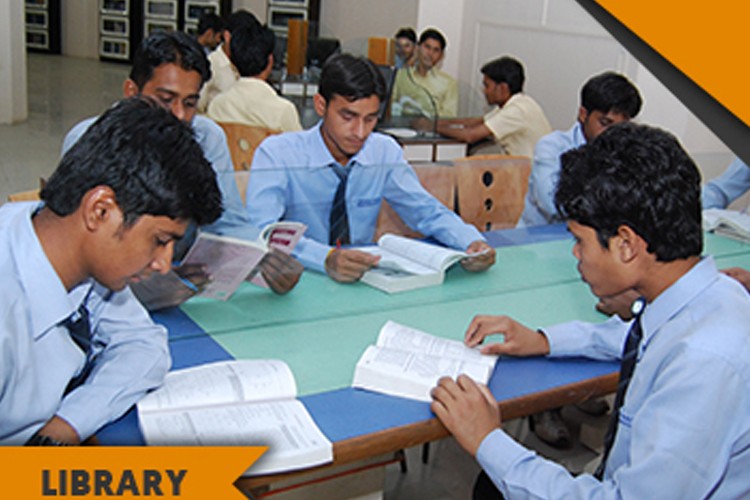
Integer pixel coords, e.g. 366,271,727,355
434,56,551,157
394,27,417,69
196,12,224,55
390,28,458,118
518,71,642,227
63,31,302,307
0,97,223,445
207,22,302,132
432,123,750,498
246,53,495,282
198,9,260,113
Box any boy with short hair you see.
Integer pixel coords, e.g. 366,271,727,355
0,97,222,445
432,123,750,498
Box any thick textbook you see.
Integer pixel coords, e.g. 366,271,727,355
356,234,483,293
137,360,332,476
182,221,305,300
352,321,499,402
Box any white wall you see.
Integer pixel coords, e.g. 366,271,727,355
0,1,27,124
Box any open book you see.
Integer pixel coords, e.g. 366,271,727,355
182,221,306,300
355,234,483,293
703,208,750,243
352,321,499,402
137,360,332,476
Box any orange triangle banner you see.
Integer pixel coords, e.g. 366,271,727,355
1,446,266,499
595,1,749,127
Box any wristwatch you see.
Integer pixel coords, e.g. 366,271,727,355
25,432,70,446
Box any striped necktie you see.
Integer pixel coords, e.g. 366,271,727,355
594,297,646,479
329,164,350,246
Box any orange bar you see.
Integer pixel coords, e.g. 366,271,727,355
287,19,309,76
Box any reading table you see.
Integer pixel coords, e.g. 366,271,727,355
98,227,750,493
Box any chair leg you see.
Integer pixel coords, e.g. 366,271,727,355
422,442,430,464
396,448,408,473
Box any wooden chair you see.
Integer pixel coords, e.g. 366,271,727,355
454,154,531,231
217,122,280,171
374,162,456,240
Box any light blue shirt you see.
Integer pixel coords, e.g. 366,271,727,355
702,157,750,209
518,122,586,227
477,257,750,499
0,202,170,444
245,122,484,272
62,114,258,242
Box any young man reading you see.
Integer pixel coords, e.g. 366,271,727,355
432,123,750,498
0,97,223,445
63,31,302,307
246,54,495,282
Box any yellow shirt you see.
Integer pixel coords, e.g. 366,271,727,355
482,93,551,157
207,78,302,132
391,66,458,118
198,46,239,113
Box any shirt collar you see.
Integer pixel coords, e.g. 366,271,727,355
640,256,718,346
10,203,91,339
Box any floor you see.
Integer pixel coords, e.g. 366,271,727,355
1,53,610,499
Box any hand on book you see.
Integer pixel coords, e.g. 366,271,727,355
460,240,496,272
131,264,208,311
721,267,750,292
431,374,500,456
260,250,304,294
325,248,381,283
464,314,549,356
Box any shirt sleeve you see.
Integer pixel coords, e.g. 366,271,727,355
484,102,526,142
478,347,748,499
56,286,170,440
383,152,484,250
702,157,750,209
526,135,566,222
543,315,629,360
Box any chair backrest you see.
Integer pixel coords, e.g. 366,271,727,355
7,188,41,202
217,122,280,171
374,162,455,240
454,154,531,231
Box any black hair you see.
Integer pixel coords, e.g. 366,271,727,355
481,56,525,94
224,9,260,34
554,122,702,261
197,12,223,36
229,23,275,77
580,71,642,118
129,31,211,89
319,53,386,103
42,97,223,227
418,28,446,50
395,27,417,43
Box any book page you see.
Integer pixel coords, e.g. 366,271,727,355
352,345,492,402
377,321,498,369
250,221,307,288
183,232,266,300
357,246,436,276
138,399,333,476
378,234,468,272
138,360,297,413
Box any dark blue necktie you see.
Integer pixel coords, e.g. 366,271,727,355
595,297,646,479
62,304,93,393
329,164,350,246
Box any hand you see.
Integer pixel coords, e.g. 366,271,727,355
722,267,750,292
464,314,549,356
460,240,496,272
410,117,433,132
174,262,210,291
324,249,381,283
595,288,640,320
431,375,500,456
32,416,81,445
260,250,304,294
